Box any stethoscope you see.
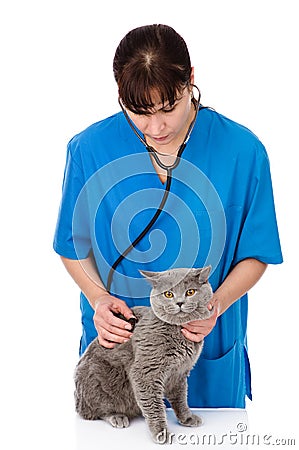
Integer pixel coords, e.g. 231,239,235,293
106,85,208,293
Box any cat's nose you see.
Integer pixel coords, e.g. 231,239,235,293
176,302,183,308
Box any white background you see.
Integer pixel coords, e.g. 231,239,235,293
1,0,298,448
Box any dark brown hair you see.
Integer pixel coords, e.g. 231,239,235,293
113,24,193,114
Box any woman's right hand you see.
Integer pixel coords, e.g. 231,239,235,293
93,293,136,348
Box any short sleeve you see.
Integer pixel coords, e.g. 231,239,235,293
233,146,283,265
53,139,91,259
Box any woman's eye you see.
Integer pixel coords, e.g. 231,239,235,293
186,289,196,297
164,291,174,298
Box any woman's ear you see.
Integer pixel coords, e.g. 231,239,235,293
190,67,195,85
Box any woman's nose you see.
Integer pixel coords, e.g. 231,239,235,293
145,113,166,136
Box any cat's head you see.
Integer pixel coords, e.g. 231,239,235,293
139,266,213,325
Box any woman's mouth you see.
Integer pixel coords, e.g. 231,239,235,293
151,135,169,143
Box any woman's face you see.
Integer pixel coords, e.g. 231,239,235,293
124,86,194,152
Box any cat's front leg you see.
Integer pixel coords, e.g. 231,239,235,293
130,370,170,444
165,375,203,427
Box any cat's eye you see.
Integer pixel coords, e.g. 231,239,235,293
164,291,174,299
186,289,196,297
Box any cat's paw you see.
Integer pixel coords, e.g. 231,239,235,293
106,414,130,428
179,413,203,427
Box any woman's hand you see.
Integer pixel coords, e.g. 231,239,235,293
181,259,268,343
94,293,136,348
181,298,219,342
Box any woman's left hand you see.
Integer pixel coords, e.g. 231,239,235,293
181,298,219,342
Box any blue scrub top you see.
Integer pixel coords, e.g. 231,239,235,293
53,108,283,408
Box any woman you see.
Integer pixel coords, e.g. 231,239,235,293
54,24,282,408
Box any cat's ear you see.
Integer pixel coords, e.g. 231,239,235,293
139,270,161,286
198,265,212,283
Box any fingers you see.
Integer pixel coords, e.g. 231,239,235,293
181,306,219,343
94,310,133,343
106,312,134,330
95,294,135,321
115,303,136,321
97,335,116,349
97,326,131,348
185,309,217,332
96,320,133,348
181,328,205,343
94,293,135,348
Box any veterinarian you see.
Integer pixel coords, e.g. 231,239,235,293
53,24,283,408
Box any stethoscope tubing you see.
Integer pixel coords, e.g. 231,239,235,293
106,170,172,293
106,86,206,293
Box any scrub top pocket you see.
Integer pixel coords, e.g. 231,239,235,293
187,340,246,408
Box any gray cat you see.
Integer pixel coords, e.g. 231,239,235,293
74,266,213,443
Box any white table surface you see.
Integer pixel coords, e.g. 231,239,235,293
74,408,249,449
